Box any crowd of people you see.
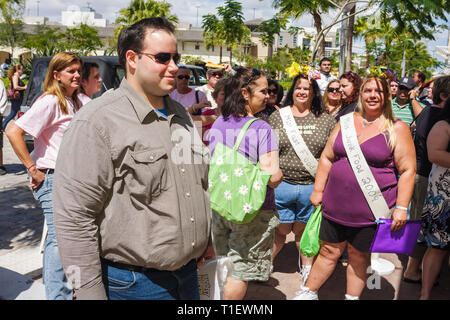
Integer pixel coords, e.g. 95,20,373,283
1,17,448,301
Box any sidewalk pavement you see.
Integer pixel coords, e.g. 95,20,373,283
0,134,449,300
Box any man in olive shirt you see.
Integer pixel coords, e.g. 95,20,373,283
53,18,213,300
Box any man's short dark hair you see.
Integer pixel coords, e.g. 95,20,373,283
432,75,450,105
319,57,331,66
414,70,426,83
117,17,175,71
81,62,99,82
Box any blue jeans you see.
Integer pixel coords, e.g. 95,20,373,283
2,98,21,129
274,180,315,224
101,259,200,300
32,172,73,300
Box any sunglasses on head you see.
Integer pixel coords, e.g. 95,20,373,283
327,87,340,93
268,89,278,95
177,75,190,80
137,51,181,65
245,68,261,86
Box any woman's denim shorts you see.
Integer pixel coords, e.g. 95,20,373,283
274,180,315,224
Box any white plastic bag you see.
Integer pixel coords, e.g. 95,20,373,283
197,256,234,300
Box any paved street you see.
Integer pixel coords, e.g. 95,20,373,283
0,128,449,300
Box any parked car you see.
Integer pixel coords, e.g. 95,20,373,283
177,64,207,87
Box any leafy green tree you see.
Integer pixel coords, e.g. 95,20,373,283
22,25,65,56
0,2,26,57
258,14,289,59
64,24,103,56
202,0,250,64
201,14,226,63
273,0,337,60
219,0,251,64
115,0,178,36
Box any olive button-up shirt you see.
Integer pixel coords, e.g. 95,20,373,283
53,79,211,300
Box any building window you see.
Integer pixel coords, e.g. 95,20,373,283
302,38,310,48
195,44,200,50
293,36,297,46
325,50,331,58
279,35,283,46
325,41,332,48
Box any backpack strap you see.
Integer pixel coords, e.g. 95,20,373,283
233,118,259,151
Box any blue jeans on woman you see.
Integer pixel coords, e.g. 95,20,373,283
101,259,200,300
2,98,22,129
32,172,73,300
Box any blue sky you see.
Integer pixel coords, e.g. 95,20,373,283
27,0,449,67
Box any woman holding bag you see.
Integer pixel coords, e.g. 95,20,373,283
268,64,336,284
207,67,282,300
294,71,416,300
2,64,27,129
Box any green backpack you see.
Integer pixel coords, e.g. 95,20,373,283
208,118,272,224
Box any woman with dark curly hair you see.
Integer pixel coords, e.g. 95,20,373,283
207,67,283,299
335,71,362,121
268,70,336,284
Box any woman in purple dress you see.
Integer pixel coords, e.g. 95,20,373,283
293,74,416,300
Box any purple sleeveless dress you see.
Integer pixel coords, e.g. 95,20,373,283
322,131,398,227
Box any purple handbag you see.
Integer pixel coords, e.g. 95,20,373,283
370,219,422,255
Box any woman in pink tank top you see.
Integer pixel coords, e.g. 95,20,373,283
293,73,416,300
6,52,87,300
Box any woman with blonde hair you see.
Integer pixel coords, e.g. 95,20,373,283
2,64,27,129
6,52,87,300
323,79,342,117
294,73,416,300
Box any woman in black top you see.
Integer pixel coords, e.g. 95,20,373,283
2,64,27,129
335,71,362,121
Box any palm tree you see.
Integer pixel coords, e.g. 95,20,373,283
258,14,289,59
202,14,226,63
354,15,383,69
273,0,337,60
115,0,178,36
203,0,250,64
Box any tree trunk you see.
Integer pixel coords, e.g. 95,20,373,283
345,4,355,71
312,10,325,60
220,46,223,63
268,44,273,59
365,38,370,69
230,47,233,65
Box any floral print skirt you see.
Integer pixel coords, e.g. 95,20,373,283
417,164,450,251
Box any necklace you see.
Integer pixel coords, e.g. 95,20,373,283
361,118,378,127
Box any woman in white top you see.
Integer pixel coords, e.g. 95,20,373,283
6,52,86,300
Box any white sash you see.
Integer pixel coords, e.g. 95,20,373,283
279,107,318,177
340,113,391,220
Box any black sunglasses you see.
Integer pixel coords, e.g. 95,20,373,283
327,87,340,93
268,89,278,95
138,51,181,65
245,68,261,86
177,75,190,80
211,72,224,78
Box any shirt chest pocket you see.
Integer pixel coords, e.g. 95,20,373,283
128,147,172,198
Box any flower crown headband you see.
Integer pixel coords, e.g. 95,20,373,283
285,62,321,81
366,66,389,79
